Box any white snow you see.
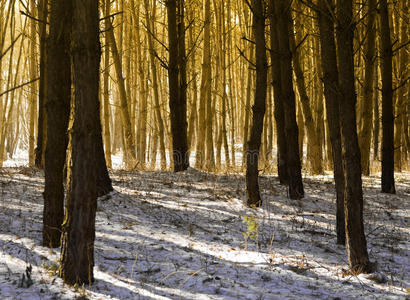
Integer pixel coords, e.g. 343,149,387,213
0,154,409,299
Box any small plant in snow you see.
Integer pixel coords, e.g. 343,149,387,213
42,260,59,276
242,214,258,250
18,264,33,288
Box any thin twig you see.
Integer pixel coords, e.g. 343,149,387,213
0,78,39,98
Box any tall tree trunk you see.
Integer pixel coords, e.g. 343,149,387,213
336,0,370,271
28,0,37,167
195,0,211,169
290,4,323,175
186,5,198,162
59,0,100,285
246,0,267,207
167,0,189,172
106,19,136,169
35,0,48,168
269,2,288,184
393,0,408,171
134,0,148,169
359,0,377,175
144,0,166,170
102,0,112,169
317,0,345,245
379,0,396,193
274,1,304,199
43,0,72,248
242,47,254,169
373,71,380,161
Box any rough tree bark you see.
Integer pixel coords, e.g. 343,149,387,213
269,1,288,184
167,0,189,172
274,0,304,199
317,0,345,245
59,0,100,285
43,0,72,248
246,0,267,207
336,0,370,271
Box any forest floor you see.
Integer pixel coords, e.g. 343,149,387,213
0,154,409,299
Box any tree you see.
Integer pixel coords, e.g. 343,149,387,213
245,0,267,207
143,0,167,170
268,1,288,184
106,18,137,169
317,0,345,245
394,0,409,171
289,1,323,175
358,0,377,175
336,0,370,272
34,0,48,168
102,0,112,169
195,0,211,170
43,0,72,248
59,0,100,284
273,0,304,200
379,0,396,194
28,0,37,167
167,0,189,172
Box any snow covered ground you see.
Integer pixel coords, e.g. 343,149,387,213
0,155,409,299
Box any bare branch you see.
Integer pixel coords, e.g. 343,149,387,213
20,10,48,24
0,78,39,98
0,33,22,61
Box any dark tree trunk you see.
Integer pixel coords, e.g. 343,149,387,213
246,0,267,207
379,0,396,194
167,0,189,172
269,0,288,185
373,75,380,160
359,0,377,176
43,0,72,248
59,0,100,285
336,0,370,272
35,0,48,168
274,1,304,199
317,0,345,245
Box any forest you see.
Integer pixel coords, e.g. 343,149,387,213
0,0,409,299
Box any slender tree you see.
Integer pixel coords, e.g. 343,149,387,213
379,0,396,194
34,0,48,168
269,0,288,184
394,0,408,170
106,18,137,169
43,0,72,248
359,0,377,175
246,0,267,207
290,2,323,175
28,0,37,167
317,0,345,245
102,0,112,169
273,0,304,199
336,0,370,271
